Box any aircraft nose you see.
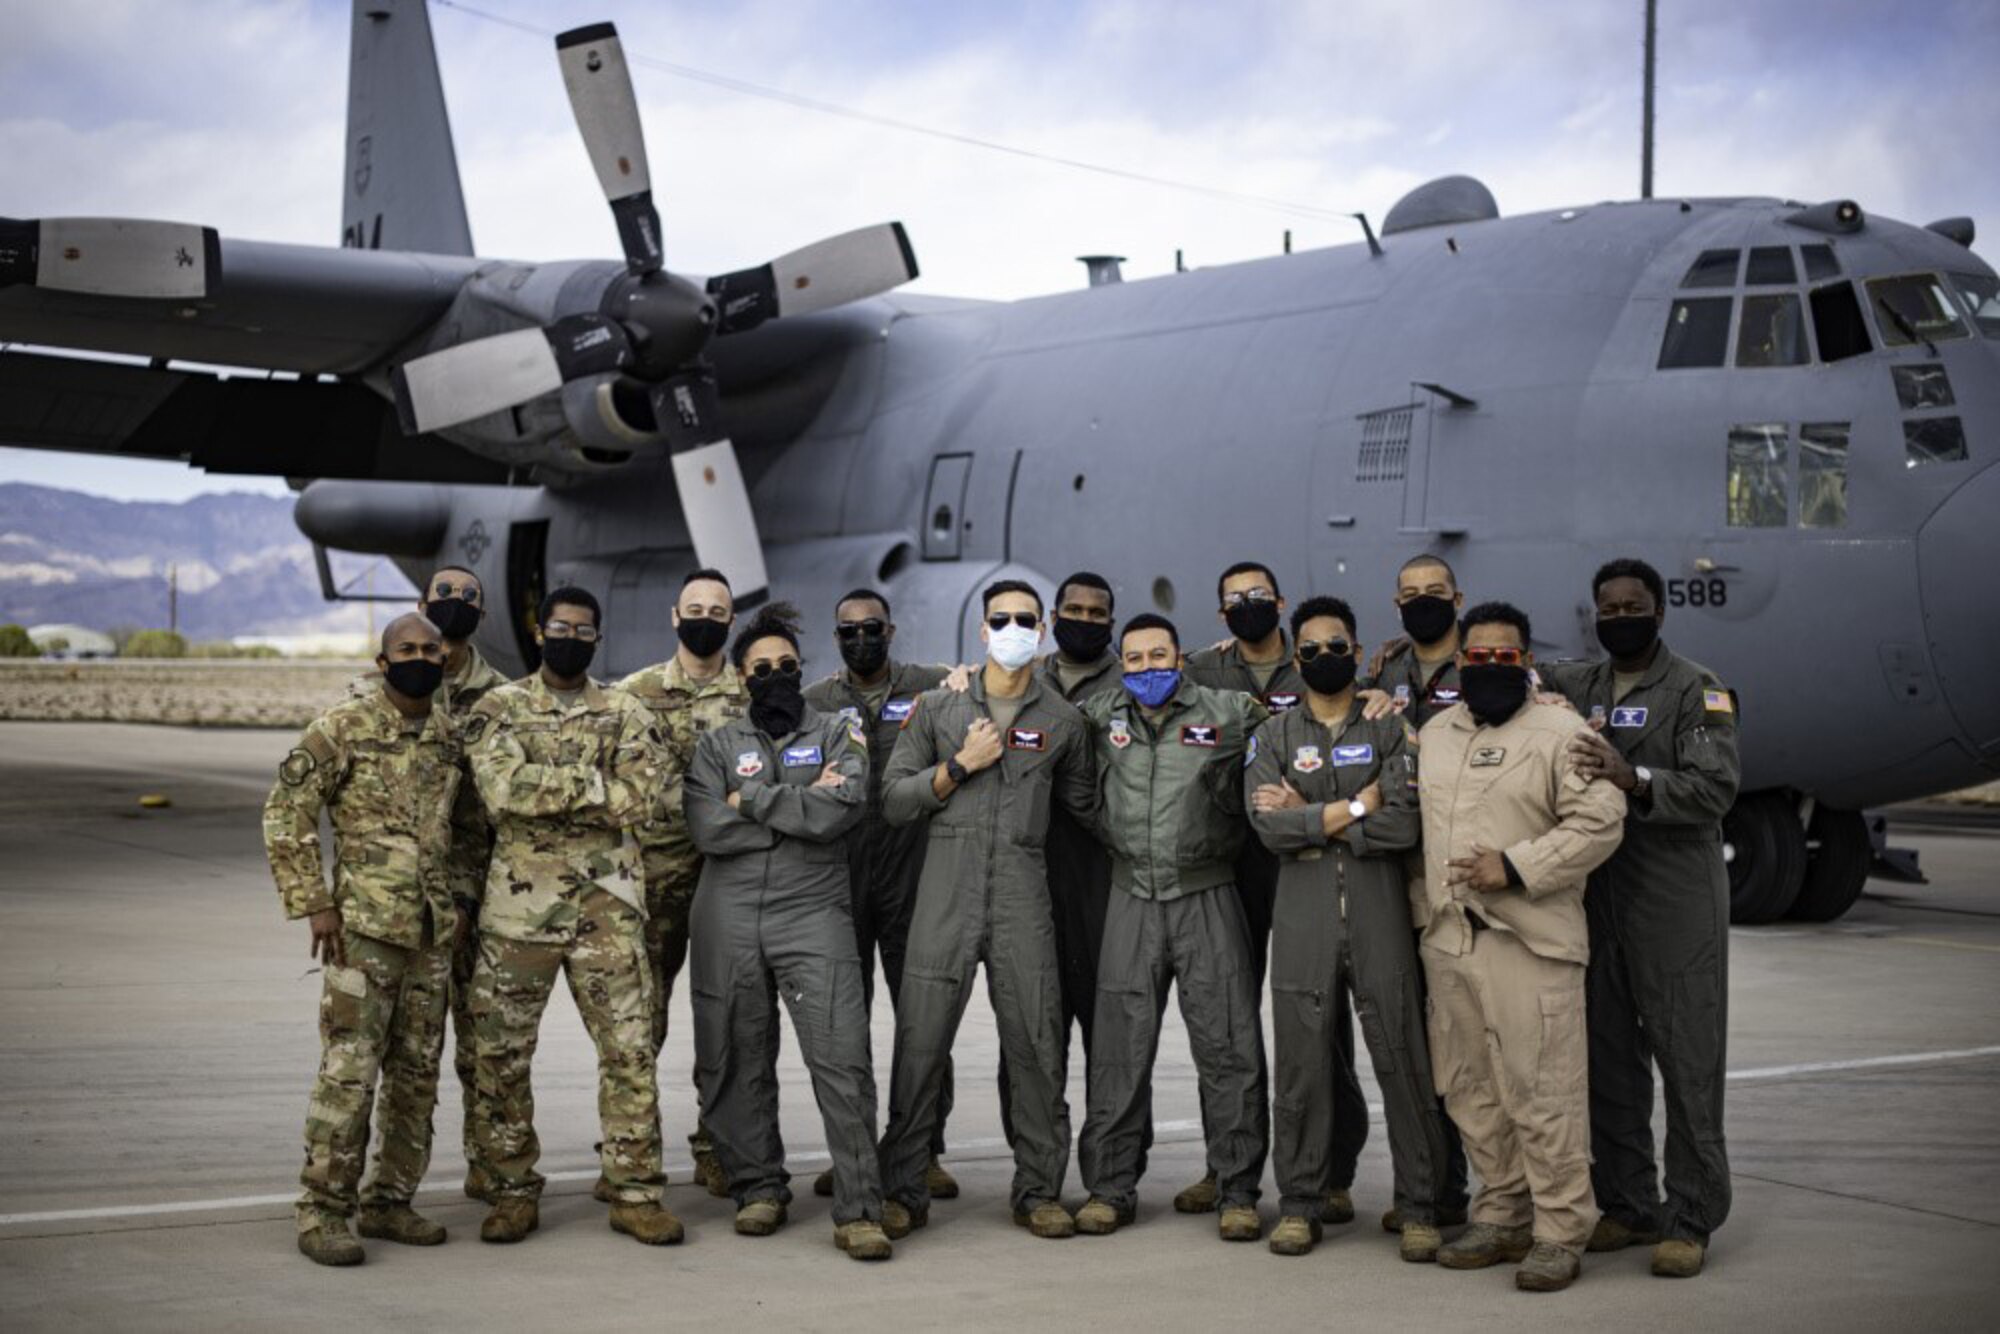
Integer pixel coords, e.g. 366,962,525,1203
1917,461,2000,758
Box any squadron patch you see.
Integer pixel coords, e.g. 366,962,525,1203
736,751,765,778
1006,728,1047,751
279,748,317,787
1471,746,1506,767
1245,735,1259,768
1610,706,1649,728
1180,724,1219,748
1292,745,1324,773
880,698,916,723
1109,719,1132,750
782,745,824,767
1332,743,1375,767
839,706,864,730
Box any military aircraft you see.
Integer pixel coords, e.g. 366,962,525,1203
2,0,1995,929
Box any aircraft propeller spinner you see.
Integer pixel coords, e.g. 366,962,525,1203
389,21,920,600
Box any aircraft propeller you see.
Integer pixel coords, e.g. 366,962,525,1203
389,21,919,600
0,217,219,300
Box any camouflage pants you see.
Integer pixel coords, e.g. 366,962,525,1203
297,928,450,1226
449,925,481,1172
471,891,665,1204
644,869,715,1159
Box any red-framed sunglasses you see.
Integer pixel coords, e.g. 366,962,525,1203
1461,646,1526,667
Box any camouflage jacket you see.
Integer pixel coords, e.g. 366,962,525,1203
465,672,666,944
263,687,461,949
615,655,749,888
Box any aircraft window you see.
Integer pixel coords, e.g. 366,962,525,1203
1681,249,1741,288
1800,244,1841,280
1745,246,1797,285
1946,272,2000,337
1809,281,1872,361
1736,294,1809,367
1892,363,1955,410
1903,417,1969,468
1658,297,1733,368
1866,274,1969,345
1798,424,1849,529
1726,423,1789,527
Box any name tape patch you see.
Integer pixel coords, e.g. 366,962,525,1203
1610,706,1649,728
781,745,824,767
880,698,915,722
1264,692,1301,712
1180,724,1219,748
1470,746,1506,768
1007,728,1047,751
1430,687,1461,704
1332,743,1375,767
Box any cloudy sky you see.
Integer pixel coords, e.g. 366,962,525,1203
5,0,1996,500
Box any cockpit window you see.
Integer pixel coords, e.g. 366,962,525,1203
1904,418,1969,468
1867,274,1970,345
1726,424,1789,527
1681,249,1741,289
1946,272,2000,337
1892,363,1955,410
1737,294,1808,367
1659,297,1733,368
1799,424,1849,529
1746,247,1797,286
1800,244,1841,281
1809,281,1873,362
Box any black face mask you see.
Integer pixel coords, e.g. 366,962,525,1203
382,657,444,700
1224,599,1280,644
1399,595,1457,645
838,633,889,678
1053,616,1112,663
677,616,730,660
1461,664,1530,726
423,597,482,641
1596,615,1660,661
1299,651,1357,696
540,636,596,679
747,669,806,737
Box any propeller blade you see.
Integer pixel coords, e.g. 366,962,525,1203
555,23,662,273
392,314,633,435
670,440,769,600
0,217,219,299
708,222,918,335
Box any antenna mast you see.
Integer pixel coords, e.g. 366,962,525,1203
1641,0,1658,199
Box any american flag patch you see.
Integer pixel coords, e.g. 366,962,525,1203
1703,688,1734,715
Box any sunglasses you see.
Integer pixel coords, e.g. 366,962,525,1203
433,582,479,602
1220,589,1276,610
1296,638,1353,663
987,612,1039,631
835,619,888,641
1461,646,1526,666
748,658,801,680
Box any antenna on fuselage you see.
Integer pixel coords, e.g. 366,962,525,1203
1641,0,1658,199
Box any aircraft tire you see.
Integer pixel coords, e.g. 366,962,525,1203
1724,791,1807,925
1788,806,1871,923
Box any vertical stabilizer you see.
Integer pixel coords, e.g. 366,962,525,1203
342,0,474,255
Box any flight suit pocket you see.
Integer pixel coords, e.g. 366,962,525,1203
1354,991,1397,1075
1425,992,1465,1099
1534,985,1587,1100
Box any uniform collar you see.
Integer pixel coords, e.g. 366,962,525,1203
970,669,1045,713
526,670,608,713
736,705,821,750
840,658,915,696
663,653,743,697
1038,650,1119,694
366,681,437,735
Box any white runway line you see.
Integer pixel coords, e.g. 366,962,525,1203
5,1048,1999,1229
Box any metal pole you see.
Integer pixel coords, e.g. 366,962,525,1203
1642,0,1657,199
168,562,177,636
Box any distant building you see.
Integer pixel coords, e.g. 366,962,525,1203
28,624,117,658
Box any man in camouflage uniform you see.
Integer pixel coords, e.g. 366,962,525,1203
350,564,513,1199
464,586,681,1246
265,613,461,1267
615,567,747,1196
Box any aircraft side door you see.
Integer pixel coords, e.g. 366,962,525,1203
922,453,973,560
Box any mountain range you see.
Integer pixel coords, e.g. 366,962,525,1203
0,482,411,640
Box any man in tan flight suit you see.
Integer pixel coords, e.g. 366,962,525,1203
1416,601,1625,1293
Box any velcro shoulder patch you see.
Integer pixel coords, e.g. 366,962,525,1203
1703,687,1735,716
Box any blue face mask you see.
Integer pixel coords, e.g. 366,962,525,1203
1123,668,1182,709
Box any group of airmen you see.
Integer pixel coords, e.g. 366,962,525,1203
265,548,1739,1292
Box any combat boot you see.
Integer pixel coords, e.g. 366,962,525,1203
1438,1221,1533,1269
592,1175,614,1204
813,1168,834,1197
1074,1198,1133,1235
926,1156,960,1199
1267,1214,1321,1256
1173,1171,1218,1214
1399,1221,1443,1264
1651,1239,1706,1278
1587,1215,1662,1252
297,1215,364,1267
881,1199,928,1239
479,1198,539,1244
1218,1205,1262,1242
1515,1241,1582,1292
693,1150,730,1199
1321,1188,1355,1225
735,1199,787,1236
835,1220,893,1261
609,1201,685,1246
357,1203,446,1246
1012,1201,1076,1238
1382,1203,1467,1232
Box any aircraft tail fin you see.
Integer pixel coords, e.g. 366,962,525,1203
341,0,474,255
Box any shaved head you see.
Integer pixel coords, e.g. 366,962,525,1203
381,612,442,657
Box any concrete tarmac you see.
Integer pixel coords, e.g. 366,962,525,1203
0,721,1996,1331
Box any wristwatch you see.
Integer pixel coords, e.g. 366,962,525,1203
1347,798,1369,821
944,757,970,785
1632,765,1653,798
